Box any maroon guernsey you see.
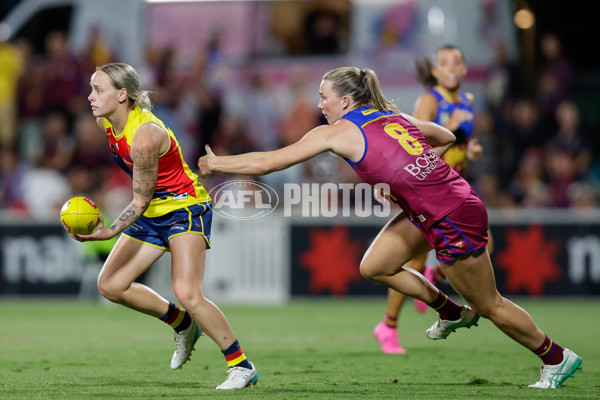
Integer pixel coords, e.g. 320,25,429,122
343,106,471,229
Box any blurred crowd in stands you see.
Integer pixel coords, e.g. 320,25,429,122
0,27,598,221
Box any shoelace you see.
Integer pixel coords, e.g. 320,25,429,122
538,364,559,384
173,331,187,352
225,366,249,382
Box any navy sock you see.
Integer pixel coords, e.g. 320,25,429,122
222,339,252,369
159,302,192,333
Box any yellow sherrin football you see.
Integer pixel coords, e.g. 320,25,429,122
60,196,100,235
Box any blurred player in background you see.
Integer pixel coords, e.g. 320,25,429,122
374,44,493,354
68,62,258,390
198,66,581,389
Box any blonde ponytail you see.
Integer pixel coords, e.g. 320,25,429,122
322,66,400,113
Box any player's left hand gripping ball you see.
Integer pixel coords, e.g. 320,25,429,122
60,196,100,235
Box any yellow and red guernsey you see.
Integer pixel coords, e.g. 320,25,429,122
104,107,210,217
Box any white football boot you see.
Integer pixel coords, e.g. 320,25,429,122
216,362,258,390
426,305,480,340
170,320,203,369
528,348,582,389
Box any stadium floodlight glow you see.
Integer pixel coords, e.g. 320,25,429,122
514,9,535,29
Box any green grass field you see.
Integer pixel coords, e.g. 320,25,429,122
0,298,598,399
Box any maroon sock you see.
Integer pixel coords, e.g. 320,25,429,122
427,291,462,321
384,314,398,328
533,335,565,365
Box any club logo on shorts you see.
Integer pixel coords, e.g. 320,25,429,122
130,222,144,232
170,224,186,233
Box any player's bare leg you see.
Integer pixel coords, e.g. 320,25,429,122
169,234,237,350
97,235,169,316
97,235,204,369
361,212,479,340
373,253,428,354
441,250,582,388
360,212,437,302
170,234,258,389
440,250,545,350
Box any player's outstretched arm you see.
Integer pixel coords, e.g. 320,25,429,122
198,124,350,178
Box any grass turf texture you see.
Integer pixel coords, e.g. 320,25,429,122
0,298,598,399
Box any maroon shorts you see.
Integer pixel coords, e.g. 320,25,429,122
416,190,488,263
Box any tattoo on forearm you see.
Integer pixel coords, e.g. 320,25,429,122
109,203,145,233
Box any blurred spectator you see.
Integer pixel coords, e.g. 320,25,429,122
84,26,113,67
67,112,113,194
37,110,74,171
567,182,598,209
21,167,71,220
152,46,182,110
70,112,112,169
485,42,522,116
280,70,320,146
536,32,573,132
0,146,29,213
66,167,97,199
205,25,225,66
16,39,47,165
303,6,342,54
508,148,548,207
210,114,254,156
475,173,516,209
41,31,83,120
78,26,114,93
496,98,546,184
188,53,223,161
0,35,25,148
465,109,498,185
545,149,576,208
241,71,284,151
150,47,187,157
547,100,592,178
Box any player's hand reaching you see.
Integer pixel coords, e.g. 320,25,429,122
198,144,216,179
466,138,483,161
447,109,473,132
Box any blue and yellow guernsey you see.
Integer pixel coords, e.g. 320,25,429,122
104,107,210,218
429,85,474,176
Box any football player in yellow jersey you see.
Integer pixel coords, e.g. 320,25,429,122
71,63,257,390
374,45,491,354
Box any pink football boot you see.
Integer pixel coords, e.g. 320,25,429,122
374,321,406,354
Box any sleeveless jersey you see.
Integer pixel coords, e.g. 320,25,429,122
344,106,470,229
429,85,474,175
104,107,210,218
